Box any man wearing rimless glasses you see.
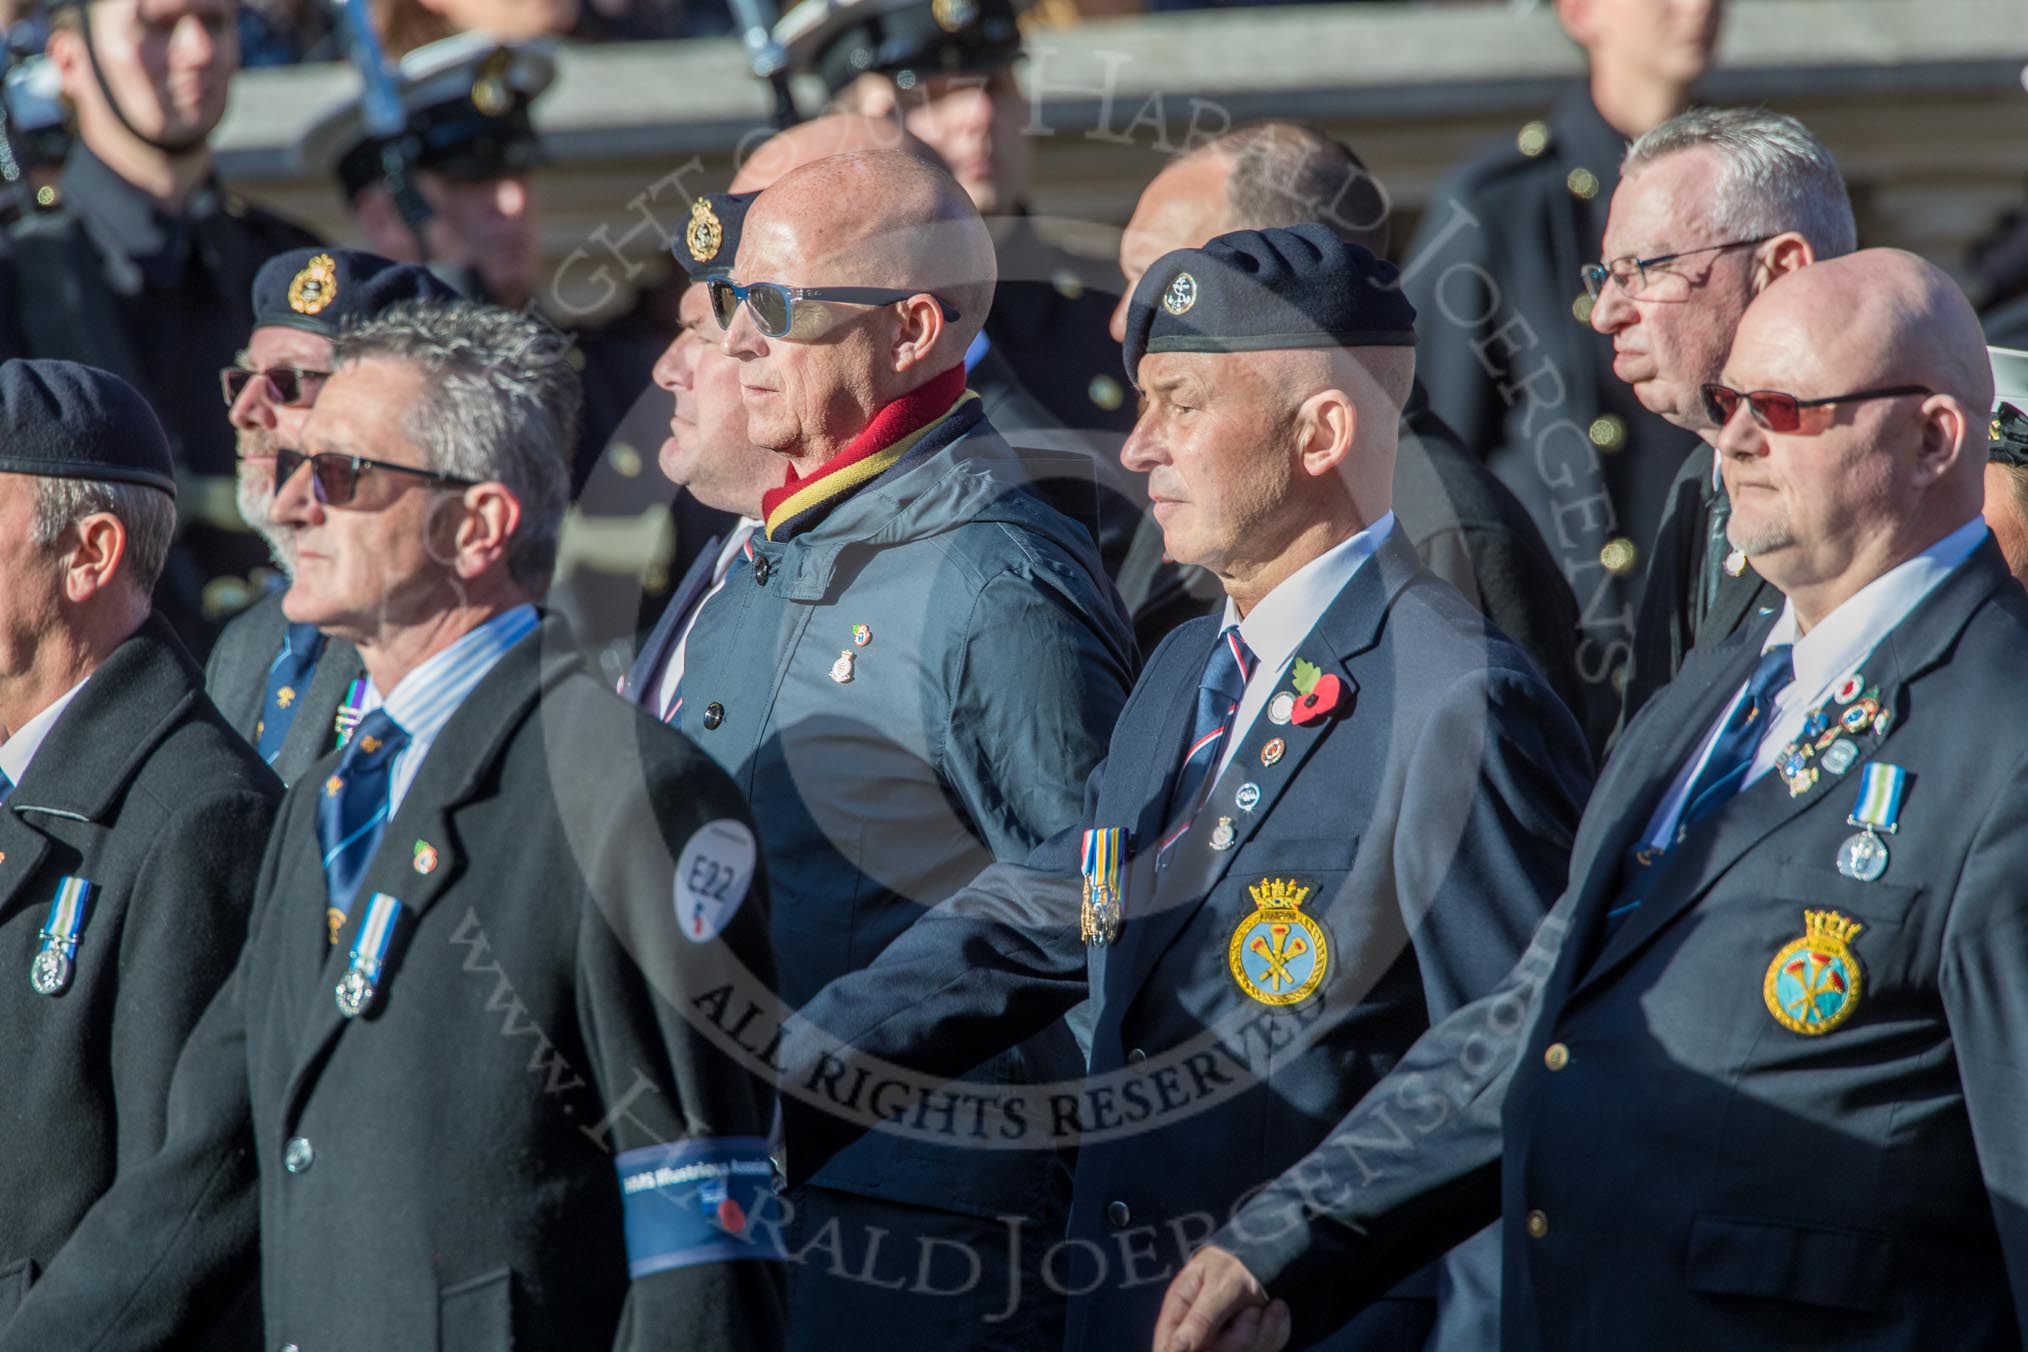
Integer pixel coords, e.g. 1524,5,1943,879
203,248,459,786
676,148,1135,1350
1587,108,1856,739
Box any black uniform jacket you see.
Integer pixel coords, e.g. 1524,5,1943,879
1223,539,2028,1352
0,615,786,1352
0,614,279,1322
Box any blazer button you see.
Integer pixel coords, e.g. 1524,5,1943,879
1107,1200,1131,1228
703,703,725,730
1125,1048,1147,1067
1525,1209,1549,1239
283,1136,314,1174
752,555,772,586
280,1345,301,1352
1543,1042,1570,1072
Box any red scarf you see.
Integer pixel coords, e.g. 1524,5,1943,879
760,364,968,536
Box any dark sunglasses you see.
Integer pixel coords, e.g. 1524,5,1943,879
274,447,480,507
706,278,960,340
1700,383,1933,433
220,364,331,408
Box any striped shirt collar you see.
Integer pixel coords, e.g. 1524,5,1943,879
373,604,539,814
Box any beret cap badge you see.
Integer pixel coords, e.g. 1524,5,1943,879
686,199,724,264
469,47,514,116
288,253,340,316
1162,272,1197,316
932,0,979,32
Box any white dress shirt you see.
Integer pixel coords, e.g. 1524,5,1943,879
375,604,540,814
1213,512,1396,778
1640,515,1988,849
0,677,89,788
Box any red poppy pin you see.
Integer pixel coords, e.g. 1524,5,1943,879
1287,658,1345,727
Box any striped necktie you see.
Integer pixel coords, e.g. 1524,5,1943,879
1162,626,1256,844
315,708,411,930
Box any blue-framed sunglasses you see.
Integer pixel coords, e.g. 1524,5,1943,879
706,278,960,340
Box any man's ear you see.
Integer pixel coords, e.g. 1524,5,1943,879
1294,388,1356,480
62,511,128,604
1912,393,1971,488
431,483,524,582
1752,232,1817,294
889,296,947,376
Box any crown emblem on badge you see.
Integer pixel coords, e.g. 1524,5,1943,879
1162,271,1197,315
1804,909,1864,945
686,199,724,264
1247,877,1311,910
288,253,339,316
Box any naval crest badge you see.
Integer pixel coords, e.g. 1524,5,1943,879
1229,878,1327,1007
931,0,978,31
288,253,339,316
470,48,514,117
686,198,724,264
1763,909,1865,1035
1162,272,1198,316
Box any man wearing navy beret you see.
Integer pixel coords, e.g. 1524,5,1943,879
204,246,459,786
775,223,1593,1350
0,358,279,1334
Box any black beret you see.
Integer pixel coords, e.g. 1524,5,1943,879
777,0,1024,98
675,192,756,283
0,359,175,496
1992,402,2028,468
1121,223,1417,388
251,249,463,338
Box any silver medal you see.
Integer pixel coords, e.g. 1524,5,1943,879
29,947,70,997
335,967,376,1019
1820,738,1860,777
1835,829,1889,882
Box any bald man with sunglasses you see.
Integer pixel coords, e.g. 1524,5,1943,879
1159,248,2028,1352
675,148,1136,1351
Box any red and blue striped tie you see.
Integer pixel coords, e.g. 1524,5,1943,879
1161,625,1256,852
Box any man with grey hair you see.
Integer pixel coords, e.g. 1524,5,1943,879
1601,105,1856,729
0,358,279,1337
0,306,788,1352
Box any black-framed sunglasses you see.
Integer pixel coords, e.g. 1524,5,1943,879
706,278,960,340
1700,382,1933,433
1580,237,1772,299
220,364,331,408
273,447,481,507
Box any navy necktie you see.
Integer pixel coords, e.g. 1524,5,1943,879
315,708,411,930
0,768,13,806
256,622,327,765
1164,625,1257,833
1676,644,1796,833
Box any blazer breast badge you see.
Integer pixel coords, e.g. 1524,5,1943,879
1229,878,1327,1006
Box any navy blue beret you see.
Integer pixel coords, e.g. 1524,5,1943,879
675,192,756,283
0,359,175,497
1122,223,1417,388
251,249,463,338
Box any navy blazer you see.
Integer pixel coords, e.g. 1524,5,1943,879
784,527,1594,1351
1224,538,2028,1352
